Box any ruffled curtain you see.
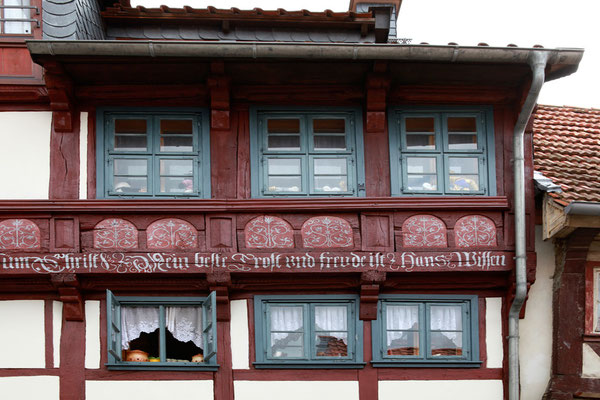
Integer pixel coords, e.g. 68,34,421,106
121,306,203,349
314,306,347,331
270,306,303,342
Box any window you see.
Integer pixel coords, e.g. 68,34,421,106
106,290,218,370
253,295,363,368
250,108,365,197
585,266,600,335
389,108,495,195
0,0,36,35
372,295,480,367
96,109,210,198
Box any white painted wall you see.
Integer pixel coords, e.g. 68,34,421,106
234,381,359,400
485,297,503,368
582,343,600,378
230,299,250,369
379,380,503,400
0,300,45,368
53,301,62,368
0,112,52,199
85,300,100,369
86,380,213,400
520,226,554,400
0,376,59,400
79,112,88,199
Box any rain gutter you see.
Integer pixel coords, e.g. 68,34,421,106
565,202,600,216
508,51,548,400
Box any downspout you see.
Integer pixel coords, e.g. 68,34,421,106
508,50,548,400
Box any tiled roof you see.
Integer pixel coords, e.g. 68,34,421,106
533,105,600,204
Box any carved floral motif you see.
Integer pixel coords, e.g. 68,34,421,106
244,216,294,249
402,215,447,248
147,219,197,250
0,219,41,250
93,218,138,250
454,215,497,248
302,216,353,248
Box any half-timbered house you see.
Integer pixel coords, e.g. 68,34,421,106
0,0,584,399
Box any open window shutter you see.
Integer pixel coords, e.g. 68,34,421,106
202,291,217,363
106,290,122,363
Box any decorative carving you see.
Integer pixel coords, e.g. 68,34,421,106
244,216,294,249
454,215,497,248
0,219,41,250
402,215,447,248
302,216,353,248
93,218,138,250
147,219,197,250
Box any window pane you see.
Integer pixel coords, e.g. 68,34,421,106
430,305,462,330
268,119,300,133
116,119,147,134
314,135,346,150
270,306,304,358
161,136,193,152
115,135,147,151
316,333,348,357
448,134,478,150
160,120,193,152
430,305,463,356
113,176,148,193
448,157,478,174
447,117,476,132
160,177,194,193
114,159,147,175
268,176,302,192
121,306,160,362
314,176,348,192
313,119,345,133
268,158,301,175
431,332,463,356
160,159,193,176
164,306,203,362
115,119,148,151
4,0,32,34
449,175,479,192
268,135,301,151
407,175,437,191
406,133,435,150
314,158,347,175
596,273,600,331
406,117,434,132
386,305,420,356
407,157,436,174
161,119,193,135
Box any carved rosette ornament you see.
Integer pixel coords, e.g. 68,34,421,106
147,218,197,250
301,216,353,248
402,215,447,248
244,216,294,249
0,219,41,250
454,215,497,248
93,218,138,250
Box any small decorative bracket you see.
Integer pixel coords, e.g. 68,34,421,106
44,61,75,133
51,273,83,321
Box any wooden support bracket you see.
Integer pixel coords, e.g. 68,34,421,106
44,61,75,132
360,271,386,320
208,68,231,130
208,271,231,321
51,273,83,321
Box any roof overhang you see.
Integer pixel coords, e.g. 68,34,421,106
543,195,600,239
27,40,584,82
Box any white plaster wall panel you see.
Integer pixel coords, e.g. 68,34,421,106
485,297,503,368
0,376,59,400
582,343,600,378
85,300,100,369
0,112,52,199
86,380,213,400
79,111,88,199
379,380,503,400
230,299,250,369
0,300,45,368
520,226,554,400
234,381,359,400
53,301,62,368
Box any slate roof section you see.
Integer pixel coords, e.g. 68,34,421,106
43,0,105,40
533,105,600,204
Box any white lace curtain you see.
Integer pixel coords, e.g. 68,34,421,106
386,304,462,347
121,306,203,349
270,305,347,338
3,0,31,34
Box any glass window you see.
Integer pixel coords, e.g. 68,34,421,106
390,109,494,195
254,295,363,368
252,110,364,197
98,110,210,198
106,290,217,370
1,0,34,35
372,295,480,367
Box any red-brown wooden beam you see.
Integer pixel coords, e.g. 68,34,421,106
49,111,80,199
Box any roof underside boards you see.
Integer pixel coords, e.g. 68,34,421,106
533,105,600,204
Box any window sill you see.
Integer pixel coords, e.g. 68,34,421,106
106,362,219,371
253,361,366,369
371,360,482,368
583,334,600,342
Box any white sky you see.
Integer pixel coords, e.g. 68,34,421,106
135,0,598,108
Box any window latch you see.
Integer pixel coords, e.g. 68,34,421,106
357,183,366,192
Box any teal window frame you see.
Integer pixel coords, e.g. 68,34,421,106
389,107,496,196
96,108,211,198
253,295,364,368
372,295,480,367
106,290,218,371
250,107,366,197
